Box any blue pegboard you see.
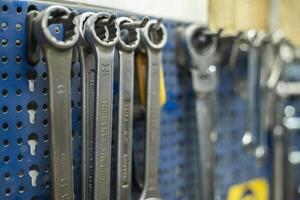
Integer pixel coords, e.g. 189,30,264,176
0,1,270,199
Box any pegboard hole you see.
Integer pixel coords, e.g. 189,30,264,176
2,106,8,114
42,88,48,95
42,119,49,127
16,121,23,129
1,72,8,80
42,57,46,64
2,89,8,97
4,188,11,196
16,6,22,14
18,186,25,193
29,165,40,187
1,22,8,30
18,170,24,177
16,23,22,31
42,72,47,79
4,172,10,180
2,122,8,131
1,39,8,47
43,134,49,142
27,5,38,13
42,104,48,111
16,39,22,47
16,105,22,113
3,139,9,147
27,101,38,124
43,150,49,157
17,154,23,161
16,56,22,63
17,138,23,145
1,56,8,63
28,133,38,156
2,5,8,12
16,72,22,80
3,156,10,163
16,89,22,96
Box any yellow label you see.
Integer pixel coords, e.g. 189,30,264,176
136,52,167,107
227,178,269,200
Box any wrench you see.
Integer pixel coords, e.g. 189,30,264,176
184,24,219,200
77,12,95,200
139,19,167,200
115,17,147,200
33,5,79,200
84,12,119,200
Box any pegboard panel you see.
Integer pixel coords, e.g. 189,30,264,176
0,0,269,199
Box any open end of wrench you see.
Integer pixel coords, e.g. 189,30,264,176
87,12,119,46
117,17,141,52
142,19,167,50
36,5,79,49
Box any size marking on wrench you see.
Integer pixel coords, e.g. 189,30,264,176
140,19,167,200
84,12,119,200
184,24,219,200
116,17,147,200
77,12,95,200
32,5,79,200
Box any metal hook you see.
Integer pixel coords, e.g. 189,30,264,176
120,16,149,30
97,14,117,26
152,18,163,30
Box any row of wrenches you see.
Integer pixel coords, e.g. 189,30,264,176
26,5,167,200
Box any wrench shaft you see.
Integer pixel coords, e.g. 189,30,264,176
45,48,74,200
141,49,162,199
117,51,134,200
79,46,95,200
93,46,115,200
194,92,214,200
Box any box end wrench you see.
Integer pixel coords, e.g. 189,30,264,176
139,19,167,200
185,24,220,200
77,12,96,200
116,17,149,200
33,5,79,200
84,12,119,200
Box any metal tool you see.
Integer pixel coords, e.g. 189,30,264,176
84,12,119,200
184,24,220,200
139,19,167,200
32,5,79,200
77,12,95,200
115,17,147,200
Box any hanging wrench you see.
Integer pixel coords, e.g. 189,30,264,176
139,19,167,200
115,17,148,200
84,12,119,200
77,12,95,200
184,24,220,200
33,5,79,200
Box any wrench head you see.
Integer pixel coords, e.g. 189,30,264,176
35,5,79,49
141,19,167,50
85,12,119,47
117,17,141,52
77,12,95,47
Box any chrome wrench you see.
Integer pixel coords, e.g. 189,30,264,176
77,12,95,200
184,24,219,200
139,19,167,200
33,5,79,200
116,17,147,200
84,12,119,200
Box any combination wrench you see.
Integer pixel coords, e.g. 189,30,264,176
84,12,119,200
77,12,95,200
139,19,167,200
116,17,148,200
32,5,79,200
184,24,219,200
